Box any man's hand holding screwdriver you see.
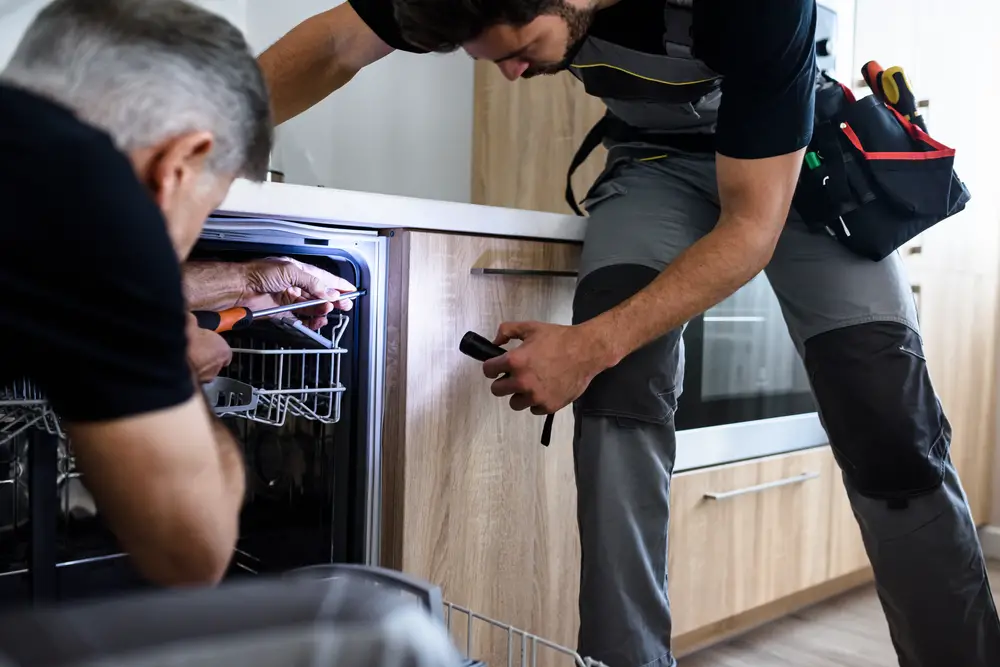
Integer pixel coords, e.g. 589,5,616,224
183,257,358,382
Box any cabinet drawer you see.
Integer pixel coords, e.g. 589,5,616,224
668,448,835,635
827,463,870,578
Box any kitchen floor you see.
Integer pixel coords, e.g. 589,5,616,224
680,560,999,666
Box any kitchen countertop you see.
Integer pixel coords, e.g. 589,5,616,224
218,179,587,243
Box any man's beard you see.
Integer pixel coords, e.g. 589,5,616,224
521,2,594,78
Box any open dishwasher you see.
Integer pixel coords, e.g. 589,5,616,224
0,215,388,607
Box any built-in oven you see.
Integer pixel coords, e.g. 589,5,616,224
673,273,828,471
673,0,846,471
0,216,388,607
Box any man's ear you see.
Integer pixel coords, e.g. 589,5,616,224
147,131,215,212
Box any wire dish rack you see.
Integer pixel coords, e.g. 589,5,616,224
210,313,350,427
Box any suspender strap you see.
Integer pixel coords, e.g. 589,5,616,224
565,113,613,216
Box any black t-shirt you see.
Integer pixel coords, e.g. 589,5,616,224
349,0,817,159
0,84,194,423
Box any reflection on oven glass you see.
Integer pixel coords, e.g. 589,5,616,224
700,273,811,400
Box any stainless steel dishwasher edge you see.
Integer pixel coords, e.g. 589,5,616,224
201,215,390,569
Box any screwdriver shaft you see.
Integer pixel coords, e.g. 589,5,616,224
253,289,365,318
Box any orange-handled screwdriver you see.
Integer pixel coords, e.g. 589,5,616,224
861,60,886,101
193,289,365,333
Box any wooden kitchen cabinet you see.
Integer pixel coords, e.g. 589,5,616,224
669,447,876,655
856,0,1000,525
910,268,999,525
668,448,835,637
826,463,871,579
378,229,993,661
382,231,583,667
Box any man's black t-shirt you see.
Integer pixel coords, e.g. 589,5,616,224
349,0,817,159
0,84,194,423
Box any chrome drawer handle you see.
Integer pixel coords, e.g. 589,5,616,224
703,472,820,500
470,267,578,277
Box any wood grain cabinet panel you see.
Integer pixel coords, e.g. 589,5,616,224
472,64,607,214
915,269,998,525
383,231,583,667
826,459,872,579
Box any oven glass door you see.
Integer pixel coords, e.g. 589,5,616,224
675,273,817,431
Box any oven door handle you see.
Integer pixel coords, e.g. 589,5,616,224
703,471,821,500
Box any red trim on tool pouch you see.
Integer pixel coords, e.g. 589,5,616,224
840,105,955,161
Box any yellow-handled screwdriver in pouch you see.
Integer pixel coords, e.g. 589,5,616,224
879,65,928,133
193,289,365,333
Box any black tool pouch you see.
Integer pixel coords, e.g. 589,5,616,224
792,75,971,261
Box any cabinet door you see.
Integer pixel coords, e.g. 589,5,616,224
668,448,834,636
915,269,998,524
384,231,582,667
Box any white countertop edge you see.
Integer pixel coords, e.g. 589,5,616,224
217,180,588,243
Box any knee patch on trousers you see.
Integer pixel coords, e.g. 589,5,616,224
573,264,683,424
804,321,950,500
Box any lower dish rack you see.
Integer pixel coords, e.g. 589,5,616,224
0,381,64,449
0,311,354,603
288,564,607,667
443,601,604,667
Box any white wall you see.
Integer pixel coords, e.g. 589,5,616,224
246,0,473,203
0,0,247,67
0,0,48,67
0,0,473,204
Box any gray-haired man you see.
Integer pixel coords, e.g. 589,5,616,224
0,0,270,587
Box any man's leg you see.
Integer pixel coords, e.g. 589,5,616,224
571,154,718,667
765,216,1000,667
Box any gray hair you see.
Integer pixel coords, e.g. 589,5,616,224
1,0,272,180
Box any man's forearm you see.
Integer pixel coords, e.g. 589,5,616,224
258,15,357,125
182,261,248,311
196,382,246,517
192,371,245,516
587,215,782,366
210,417,246,514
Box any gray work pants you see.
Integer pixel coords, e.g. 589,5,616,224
571,152,1000,667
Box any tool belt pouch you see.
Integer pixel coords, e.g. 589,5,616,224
792,79,970,261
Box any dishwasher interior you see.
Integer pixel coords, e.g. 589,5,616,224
0,218,386,607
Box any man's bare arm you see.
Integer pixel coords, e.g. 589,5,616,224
258,3,394,125
585,150,806,364
182,261,248,311
67,392,245,587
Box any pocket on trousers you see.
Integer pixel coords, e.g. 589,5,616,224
805,321,949,499
580,158,630,214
